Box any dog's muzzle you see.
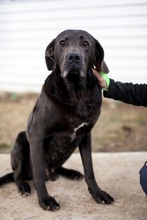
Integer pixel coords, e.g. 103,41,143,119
61,52,86,79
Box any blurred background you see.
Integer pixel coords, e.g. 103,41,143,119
0,0,147,153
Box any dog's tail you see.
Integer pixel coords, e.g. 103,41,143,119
0,172,14,186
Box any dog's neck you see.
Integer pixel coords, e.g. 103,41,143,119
64,78,86,99
44,68,100,117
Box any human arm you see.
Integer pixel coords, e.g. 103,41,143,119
92,69,147,107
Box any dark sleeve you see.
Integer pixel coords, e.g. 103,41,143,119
103,79,147,107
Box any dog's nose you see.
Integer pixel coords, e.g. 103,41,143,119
67,53,81,63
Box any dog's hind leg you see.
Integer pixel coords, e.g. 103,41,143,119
13,162,31,197
56,167,83,180
0,172,14,186
11,131,32,196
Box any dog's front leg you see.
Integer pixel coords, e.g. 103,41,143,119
79,133,114,204
29,138,60,211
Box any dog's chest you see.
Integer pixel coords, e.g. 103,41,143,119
47,119,89,145
44,120,90,167
70,122,88,141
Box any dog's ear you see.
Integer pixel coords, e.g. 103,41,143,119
45,39,56,70
94,39,109,74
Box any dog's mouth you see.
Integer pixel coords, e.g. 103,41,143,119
62,69,85,80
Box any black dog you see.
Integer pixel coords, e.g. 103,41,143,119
0,29,114,211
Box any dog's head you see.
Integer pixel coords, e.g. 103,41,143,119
45,29,109,80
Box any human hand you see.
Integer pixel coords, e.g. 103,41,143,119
92,69,110,90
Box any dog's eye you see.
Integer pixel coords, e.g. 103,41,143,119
60,40,66,46
82,41,89,46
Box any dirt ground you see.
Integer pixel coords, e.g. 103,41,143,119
0,92,147,153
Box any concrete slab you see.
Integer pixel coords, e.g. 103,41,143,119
0,152,147,220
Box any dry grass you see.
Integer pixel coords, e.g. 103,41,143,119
0,92,147,153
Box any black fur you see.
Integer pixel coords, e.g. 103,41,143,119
0,29,113,211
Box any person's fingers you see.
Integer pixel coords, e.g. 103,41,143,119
92,68,103,81
92,68,101,79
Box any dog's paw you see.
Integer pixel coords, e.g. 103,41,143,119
18,181,31,196
56,167,83,180
67,170,84,180
39,196,60,211
89,189,114,204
